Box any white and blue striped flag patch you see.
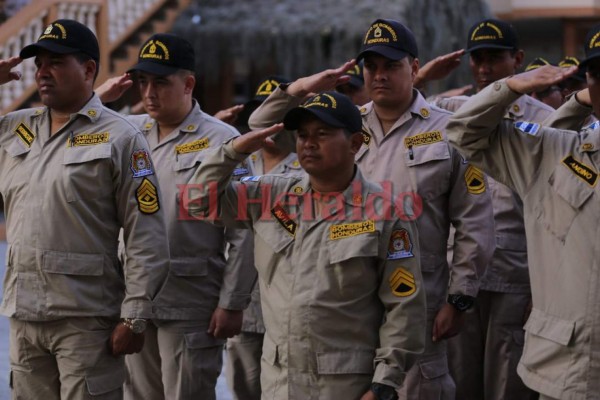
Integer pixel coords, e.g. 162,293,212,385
514,121,540,136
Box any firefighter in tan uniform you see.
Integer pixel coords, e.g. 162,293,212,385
428,19,552,400
97,33,256,400
0,20,169,399
446,24,600,399
248,19,495,400
225,76,302,400
188,91,426,400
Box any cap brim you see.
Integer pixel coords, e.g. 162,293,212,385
466,44,515,53
346,75,364,88
357,46,409,62
579,54,600,69
283,107,347,131
128,61,180,76
20,41,80,59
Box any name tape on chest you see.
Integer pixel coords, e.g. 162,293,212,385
175,137,209,155
387,229,414,259
136,178,160,214
329,220,375,240
15,123,35,148
389,267,416,297
562,155,598,187
404,130,442,148
271,204,297,237
464,165,486,194
68,132,109,147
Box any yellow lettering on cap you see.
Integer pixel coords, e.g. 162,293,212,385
303,93,337,109
364,22,398,44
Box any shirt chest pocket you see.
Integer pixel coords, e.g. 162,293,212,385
173,151,205,173
535,165,594,243
63,144,112,202
253,221,294,285
323,232,381,297
406,141,451,201
1,140,32,194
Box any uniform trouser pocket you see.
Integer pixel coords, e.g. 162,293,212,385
398,353,456,400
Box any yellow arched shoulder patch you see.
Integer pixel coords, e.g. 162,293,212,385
465,165,486,194
136,178,160,214
389,267,416,297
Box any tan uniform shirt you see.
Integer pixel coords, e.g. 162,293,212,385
0,95,169,320
188,141,426,395
126,102,255,320
250,88,495,319
241,150,302,333
447,79,600,399
436,94,553,293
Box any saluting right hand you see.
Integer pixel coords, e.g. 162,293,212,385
507,65,578,95
232,123,284,154
95,73,134,103
287,60,356,98
0,56,22,85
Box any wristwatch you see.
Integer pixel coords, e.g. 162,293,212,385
447,294,475,312
371,383,398,400
121,318,147,334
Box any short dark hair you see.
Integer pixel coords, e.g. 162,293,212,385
73,52,99,81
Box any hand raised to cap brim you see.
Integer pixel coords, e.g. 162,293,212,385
95,73,134,104
0,56,22,86
507,65,578,95
232,123,284,155
414,49,466,89
287,60,356,98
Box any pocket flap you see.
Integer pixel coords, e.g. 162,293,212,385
406,141,450,166
85,364,124,395
495,234,527,252
316,349,374,374
4,139,30,157
63,143,112,165
170,257,208,277
328,232,380,264
524,309,575,346
262,334,279,366
184,331,224,349
42,251,104,276
418,356,449,379
174,152,204,172
552,164,594,209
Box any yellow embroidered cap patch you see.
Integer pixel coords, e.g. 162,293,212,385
389,267,416,297
465,165,486,194
14,123,35,148
136,178,160,214
329,220,375,240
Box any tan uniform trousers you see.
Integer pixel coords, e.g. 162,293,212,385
226,332,264,400
123,319,223,400
9,317,124,400
447,291,538,400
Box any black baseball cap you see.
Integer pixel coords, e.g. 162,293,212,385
357,19,418,61
283,91,361,133
559,56,586,81
345,62,364,88
580,25,600,69
20,19,99,62
525,57,551,72
128,33,195,76
466,19,518,53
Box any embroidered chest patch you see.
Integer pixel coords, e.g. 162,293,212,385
271,204,297,237
175,138,209,155
562,155,598,187
329,220,375,240
404,130,442,148
14,123,35,148
69,132,109,146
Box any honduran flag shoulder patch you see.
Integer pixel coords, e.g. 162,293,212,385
514,121,540,136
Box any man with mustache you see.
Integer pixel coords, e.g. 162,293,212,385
0,19,169,399
247,19,495,399
187,91,426,400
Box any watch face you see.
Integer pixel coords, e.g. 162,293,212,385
131,319,147,334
